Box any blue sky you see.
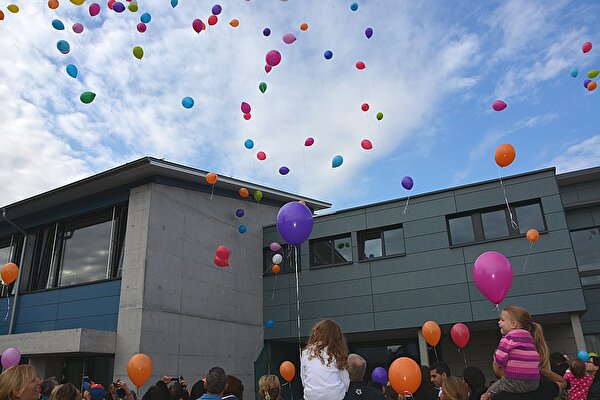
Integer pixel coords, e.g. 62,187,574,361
0,0,599,212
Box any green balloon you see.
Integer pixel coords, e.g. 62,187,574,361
253,190,263,202
133,46,144,59
80,91,96,104
588,70,599,79
259,82,267,93
128,3,138,12
376,112,384,121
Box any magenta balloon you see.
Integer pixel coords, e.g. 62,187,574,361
192,19,203,33
473,251,513,305
264,65,272,73
89,3,101,16
269,242,281,252
137,22,147,33
1,347,21,369
276,202,313,245
265,50,282,67
450,323,470,349
304,137,314,146
283,33,296,44
361,139,373,150
492,100,507,112
72,23,84,34
241,102,251,114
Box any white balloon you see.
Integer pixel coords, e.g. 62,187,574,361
272,254,283,264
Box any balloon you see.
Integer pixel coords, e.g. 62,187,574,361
1,263,19,285
570,68,578,78
473,251,513,305
272,254,283,264
108,0,115,10
356,61,366,70
266,50,282,67
450,323,470,349
7,4,19,12
305,137,314,146
137,23,147,33
206,172,218,185
243,113,251,120
582,42,592,54
80,91,96,104
361,139,373,150
170,0,178,7
253,190,263,202
236,209,245,218
263,28,271,36
279,166,290,175
89,3,101,16
421,321,441,346
57,40,71,54
283,33,296,44
127,354,153,387
214,256,229,267
589,81,597,91
376,112,384,120
182,97,194,109
0,10,4,20
265,65,272,73
272,264,281,274
388,357,421,394
72,23,84,34
365,27,373,39
372,367,388,386
229,19,239,27
264,319,275,329
257,151,266,161
52,19,65,30
584,79,592,89
239,188,249,198
238,225,247,234
132,46,144,59
212,4,222,15
494,143,516,167
241,102,251,114
276,202,314,246
279,361,296,382
300,23,308,31
113,2,125,13
70,0,85,4
324,50,333,59
1,348,21,369
208,15,218,26
128,2,138,12
526,229,539,243
48,0,59,9
244,139,254,149
332,155,343,168
192,19,203,33
216,245,230,260
492,100,507,111
578,350,590,362
270,242,281,252
350,2,359,11
401,176,414,190
140,12,151,23
361,103,369,111
66,64,78,78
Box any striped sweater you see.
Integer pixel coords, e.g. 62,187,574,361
494,329,541,380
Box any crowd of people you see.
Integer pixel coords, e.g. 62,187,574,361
1,306,599,400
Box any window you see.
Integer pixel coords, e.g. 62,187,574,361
448,201,546,246
571,228,600,268
0,235,24,297
263,246,298,275
310,234,352,268
359,225,405,260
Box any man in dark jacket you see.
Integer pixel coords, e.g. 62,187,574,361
343,354,385,400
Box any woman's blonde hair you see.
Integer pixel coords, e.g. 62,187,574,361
441,377,469,400
304,319,349,370
0,365,37,400
258,375,281,400
50,384,80,400
503,306,550,376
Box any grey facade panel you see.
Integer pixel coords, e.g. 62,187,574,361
373,283,470,312
374,303,472,330
372,264,467,293
369,248,465,276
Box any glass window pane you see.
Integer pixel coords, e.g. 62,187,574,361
364,237,382,259
482,210,509,239
0,239,12,264
31,227,56,290
581,275,600,287
384,228,405,255
312,240,333,266
449,216,475,245
571,228,600,268
515,203,545,234
333,237,352,263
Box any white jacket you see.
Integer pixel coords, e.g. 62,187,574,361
300,347,350,400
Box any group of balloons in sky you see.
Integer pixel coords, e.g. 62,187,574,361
570,42,598,91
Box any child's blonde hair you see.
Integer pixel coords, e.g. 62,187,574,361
503,306,550,375
258,375,281,400
304,319,349,370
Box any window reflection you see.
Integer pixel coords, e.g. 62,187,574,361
449,216,475,245
482,210,509,239
310,235,352,267
571,228,600,268
515,203,545,234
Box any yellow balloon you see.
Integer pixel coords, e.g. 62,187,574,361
70,0,85,5
7,4,20,13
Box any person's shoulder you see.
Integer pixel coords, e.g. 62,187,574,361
492,380,558,400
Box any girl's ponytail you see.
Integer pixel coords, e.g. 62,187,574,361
532,321,551,376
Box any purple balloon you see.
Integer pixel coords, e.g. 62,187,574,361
401,176,414,190
263,28,271,37
283,33,297,44
112,2,125,12
584,79,592,89
236,209,245,217
72,23,84,34
1,347,21,369
269,242,282,252
276,202,313,245
279,166,290,175
211,4,222,15
371,367,388,385
473,251,513,305
365,27,373,39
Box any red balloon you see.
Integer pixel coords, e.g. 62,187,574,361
361,139,373,150
216,245,230,260
108,0,115,9
450,323,470,349
214,256,229,267
361,103,369,111
243,113,251,120
208,15,218,26
582,41,592,54
192,19,203,33
265,65,272,73
356,61,366,70
257,151,266,160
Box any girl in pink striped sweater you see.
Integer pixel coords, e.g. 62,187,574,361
482,306,551,399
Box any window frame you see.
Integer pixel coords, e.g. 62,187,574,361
309,233,353,269
358,224,406,262
570,226,600,288
0,234,24,297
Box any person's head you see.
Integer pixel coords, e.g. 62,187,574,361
52,383,81,400
347,354,367,381
41,377,59,398
430,362,450,389
441,377,468,400
88,384,106,400
501,306,550,374
0,365,41,400
223,376,243,399
168,382,184,400
205,367,227,395
258,375,281,400
189,380,206,400
142,383,169,400
587,356,600,381
462,366,486,396
570,358,586,378
305,319,349,370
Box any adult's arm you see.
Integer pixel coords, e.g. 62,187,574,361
544,371,566,393
588,381,600,400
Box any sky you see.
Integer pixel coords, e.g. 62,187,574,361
0,0,599,212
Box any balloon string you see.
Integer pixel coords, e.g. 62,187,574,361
271,273,278,300
210,184,215,200
294,245,302,360
495,304,500,317
433,346,438,362
498,170,518,230
402,196,410,214
3,286,10,322
522,241,533,272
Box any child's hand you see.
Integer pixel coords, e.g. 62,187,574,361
480,393,492,400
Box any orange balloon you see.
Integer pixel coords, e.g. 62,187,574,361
206,172,218,185
1,263,19,285
388,357,421,395
300,23,308,31
526,228,539,243
127,354,153,387
239,187,249,198
421,320,441,346
279,361,295,382
229,19,239,27
48,0,59,9
272,264,281,274
298,200,306,205
494,143,516,167
589,81,598,91
0,10,4,20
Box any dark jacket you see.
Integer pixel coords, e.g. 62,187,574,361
588,379,600,400
343,381,386,400
492,380,559,400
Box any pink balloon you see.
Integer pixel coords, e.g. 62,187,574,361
450,323,470,349
1,347,21,369
269,242,281,252
492,100,507,112
192,19,203,33
361,139,373,150
257,151,266,161
473,251,513,305
283,33,296,44
89,3,101,16
137,23,147,33
304,137,314,146
582,41,592,54
265,50,282,67
264,65,272,73
241,102,251,114
72,23,84,34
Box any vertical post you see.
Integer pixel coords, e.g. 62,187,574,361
418,329,430,366
8,235,27,334
571,313,587,351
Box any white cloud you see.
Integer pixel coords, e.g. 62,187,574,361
550,135,600,173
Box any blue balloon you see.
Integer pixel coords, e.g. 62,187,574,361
332,155,343,168
244,139,254,149
264,319,275,329
212,4,222,15
113,2,125,12
236,209,245,217
141,13,151,23
170,0,178,7
324,50,333,59
66,64,78,78
57,40,70,54
570,68,579,78
578,350,590,362
239,225,247,234
401,176,414,190
365,27,373,39
350,2,358,11
182,96,194,109
52,19,65,30
279,166,290,175
263,28,271,37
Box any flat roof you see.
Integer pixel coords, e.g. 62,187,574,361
556,165,600,186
